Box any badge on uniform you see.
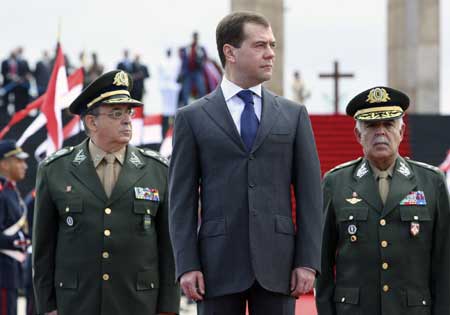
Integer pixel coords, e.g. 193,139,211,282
134,187,160,202
410,222,420,237
399,191,427,206
348,224,358,242
346,192,362,205
66,216,74,227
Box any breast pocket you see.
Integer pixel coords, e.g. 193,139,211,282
336,207,369,243
334,287,361,315
58,197,83,233
399,206,432,241
133,200,158,235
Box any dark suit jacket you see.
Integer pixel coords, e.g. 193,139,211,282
316,157,450,315
169,87,323,298
33,140,180,315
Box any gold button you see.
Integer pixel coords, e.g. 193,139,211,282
350,235,357,242
382,262,389,270
102,251,109,259
381,241,388,248
104,229,111,237
65,207,69,212
380,219,386,226
103,273,110,281
105,208,112,215
341,297,346,302
383,285,389,292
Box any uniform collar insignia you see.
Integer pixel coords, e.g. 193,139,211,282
397,161,411,177
356,162,369,178
129,152,143,167
73,149,87,165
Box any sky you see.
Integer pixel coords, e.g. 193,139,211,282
1,0,449,114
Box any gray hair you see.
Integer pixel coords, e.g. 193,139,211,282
355,117,404,132
80,107,101,136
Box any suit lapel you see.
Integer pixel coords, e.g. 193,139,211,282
69,140,108,203
348,158,383,212
251,88,281,153
108,145,147,205
381,157,416,217
202,88,246,151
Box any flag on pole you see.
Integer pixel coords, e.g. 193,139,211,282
40,44,68,155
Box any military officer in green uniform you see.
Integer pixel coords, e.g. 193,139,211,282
33,70,180,315
316,86,450,315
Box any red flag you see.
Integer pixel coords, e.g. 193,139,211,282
40,44,68,154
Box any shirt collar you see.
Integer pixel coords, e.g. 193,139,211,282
220,76,262,102
89,140,126,168
370,160,396,179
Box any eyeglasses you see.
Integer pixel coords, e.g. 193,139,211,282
95,108,136,120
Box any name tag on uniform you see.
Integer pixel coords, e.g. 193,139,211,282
399,191,427,206
134,187,160,202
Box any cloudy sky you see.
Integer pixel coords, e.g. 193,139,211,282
2,0,449,114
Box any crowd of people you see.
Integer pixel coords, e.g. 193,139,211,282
1,10,450,315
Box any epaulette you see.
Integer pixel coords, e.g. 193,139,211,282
139,149,169,167
404,157,442,174
325,157,363,177
44,146,74,165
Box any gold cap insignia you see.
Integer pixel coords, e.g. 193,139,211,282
113,71,129,87
366,87,390,103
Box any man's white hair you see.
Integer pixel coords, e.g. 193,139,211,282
355,117,404,132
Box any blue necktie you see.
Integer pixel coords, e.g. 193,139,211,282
237,90,259,151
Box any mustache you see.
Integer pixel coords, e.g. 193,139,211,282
373,136,390,145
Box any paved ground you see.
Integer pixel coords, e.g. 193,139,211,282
18,294,317,314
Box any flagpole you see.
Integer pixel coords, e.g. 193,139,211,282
57,17,62,42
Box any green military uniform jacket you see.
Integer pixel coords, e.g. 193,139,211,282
316,156,450,315
33,139,180,315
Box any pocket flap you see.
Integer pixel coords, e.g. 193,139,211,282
400,207,431,221
337,207,368,222
407,288,431,306
54,271,78,289
133,200,158,215
198,219,226,239
275,215,295,235
136,269,159,291
333,287,359,305
65,198,83,213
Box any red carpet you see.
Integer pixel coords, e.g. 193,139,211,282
296,295,317,315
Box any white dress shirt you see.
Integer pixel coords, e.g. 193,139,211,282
220,76,262,135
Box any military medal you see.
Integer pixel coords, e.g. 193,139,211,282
400,191,427,206
134,187,160,202
66,216,74,227
410,222,420,237
346,192,362,205
348,224,358,242
143,214,152,230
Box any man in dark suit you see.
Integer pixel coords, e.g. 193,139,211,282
316,87,450,315
169,11,323,315
33,70,180,315
0,140,30,315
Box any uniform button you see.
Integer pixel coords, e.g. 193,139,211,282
414,215,419,220
146,209,151,214
150,283,155,289
65,207,69,212
102,251,110,259
350,235,357,242
380,219,386,226
103,273,110,281
349,215,354,220
249,183,255,188
105,208,112,215
381,241,388,248
104,229,111,237
341,297,346,303
59,282,63,287
422,300,427,305
383,285,389,292
382,262,389,270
